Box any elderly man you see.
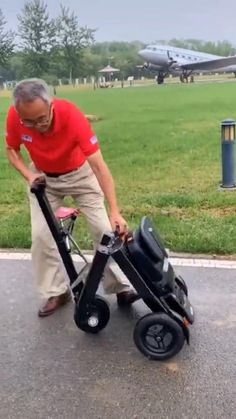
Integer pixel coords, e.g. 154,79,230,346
5,78,137,317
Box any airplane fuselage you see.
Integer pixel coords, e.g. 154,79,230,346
138,45,236,82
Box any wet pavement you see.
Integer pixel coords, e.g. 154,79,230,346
0,259,235,419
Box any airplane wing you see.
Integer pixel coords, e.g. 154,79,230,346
180,56,236,71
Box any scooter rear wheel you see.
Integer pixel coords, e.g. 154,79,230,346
74,295,110,334
134,313,185,361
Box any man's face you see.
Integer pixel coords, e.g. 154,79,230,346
16,98,53,133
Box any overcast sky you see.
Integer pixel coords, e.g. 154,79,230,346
2,0,236,44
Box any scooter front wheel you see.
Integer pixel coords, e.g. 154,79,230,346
74,295,110,334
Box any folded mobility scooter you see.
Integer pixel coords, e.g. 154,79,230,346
31,178,194,361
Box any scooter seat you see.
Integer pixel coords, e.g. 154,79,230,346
125,217,175,293
55,207,80,221
139,216,168,261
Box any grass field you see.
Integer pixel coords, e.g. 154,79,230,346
2,81,236,254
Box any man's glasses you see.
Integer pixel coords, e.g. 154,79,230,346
20,105,53,128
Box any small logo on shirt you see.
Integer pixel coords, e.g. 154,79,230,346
21,134,33,143
90,135,98,145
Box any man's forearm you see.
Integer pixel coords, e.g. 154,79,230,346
6,147,32,181
92,163,119,213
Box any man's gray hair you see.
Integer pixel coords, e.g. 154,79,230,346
13,78,51,107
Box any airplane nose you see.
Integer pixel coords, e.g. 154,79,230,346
138,50,146,59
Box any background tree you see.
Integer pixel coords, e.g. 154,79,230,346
17,0,57,77
56,4,95,83
0,8,14,69
77,49,103,78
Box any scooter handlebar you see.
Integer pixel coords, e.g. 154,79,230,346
30,176,47,194
114,225,131,242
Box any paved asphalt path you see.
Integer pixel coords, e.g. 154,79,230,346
0,259,235,419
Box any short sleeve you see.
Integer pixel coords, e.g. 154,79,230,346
71,105,100,156
5,106,21,150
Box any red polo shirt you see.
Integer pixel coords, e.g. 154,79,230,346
5,99,100,173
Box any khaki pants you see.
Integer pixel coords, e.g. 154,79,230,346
28,161,131,299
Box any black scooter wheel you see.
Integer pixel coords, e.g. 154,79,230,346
74,296,110,334
134,313,185,361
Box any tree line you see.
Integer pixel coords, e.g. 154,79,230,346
1,0,236,85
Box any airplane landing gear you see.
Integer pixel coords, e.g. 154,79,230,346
180,74,189,83
180,73,194,83
157,74,164,84
157,73,164,84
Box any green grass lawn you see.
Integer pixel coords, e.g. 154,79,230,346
1,82,236,254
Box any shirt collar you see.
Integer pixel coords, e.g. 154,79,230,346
50,100,62,133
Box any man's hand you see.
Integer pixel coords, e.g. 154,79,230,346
109,211,128,236
28,172,45,186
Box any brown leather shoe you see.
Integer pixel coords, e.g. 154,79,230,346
116,290,139,307
38,289,71,318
